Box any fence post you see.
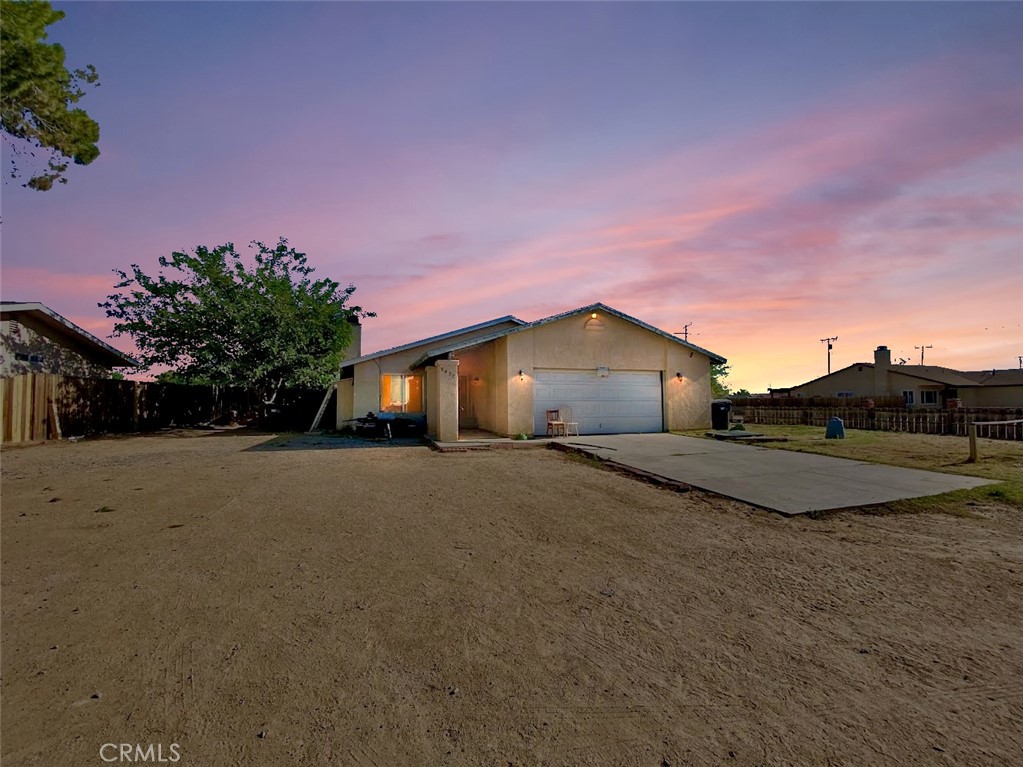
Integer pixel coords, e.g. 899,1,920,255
133,381,142,431
967,423,978,463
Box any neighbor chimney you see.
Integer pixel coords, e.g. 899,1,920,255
873,345,891,397
343,316,362,362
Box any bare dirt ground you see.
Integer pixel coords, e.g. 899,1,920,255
2,431,1022,766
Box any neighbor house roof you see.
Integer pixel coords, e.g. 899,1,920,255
781,361,1010,392
0,301,138,368
892,365,982,387
339,315,527,369
411,302,727,368
961,369,1023,387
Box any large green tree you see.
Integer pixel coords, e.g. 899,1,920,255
100,239,373,402
1,0,100,190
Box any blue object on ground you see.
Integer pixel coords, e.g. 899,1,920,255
825,417,846,439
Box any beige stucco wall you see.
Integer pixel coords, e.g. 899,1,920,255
504,332,536,436
433,359,460,442
351,362,380,418
335,379,354,427
497,311,714,436
792,367,944,403
339,319,521,425
0,317,113,378
341,312,719,438
790,366,875,397
664,342,713,431
959,387,1023,408
492,337,512,435
886,371,944,406
790,366,1022,408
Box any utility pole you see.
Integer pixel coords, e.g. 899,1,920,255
914,344,933,365
674,323,692,342
820,336,838,374
1018,356,1022,370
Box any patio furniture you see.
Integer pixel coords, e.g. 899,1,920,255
352,412,392,440
545,409,565,437
561,406,580,437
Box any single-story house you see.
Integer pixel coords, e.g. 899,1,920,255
772,345,1023,408
337,303,726,441
0,302,137,377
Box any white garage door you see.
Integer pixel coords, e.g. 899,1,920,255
533,369,663,435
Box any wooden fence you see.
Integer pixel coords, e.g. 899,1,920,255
730,402,1023,441
0,373,330,444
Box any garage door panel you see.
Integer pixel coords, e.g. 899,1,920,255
533,369,663,435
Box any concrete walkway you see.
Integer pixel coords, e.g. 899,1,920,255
563,433,992,516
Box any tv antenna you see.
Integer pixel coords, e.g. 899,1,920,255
674,322,693,342
914,344,933,365
896,357,909,365
1018,356,1022,369
820,336,838,374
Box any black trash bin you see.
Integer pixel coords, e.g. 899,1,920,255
711,399,731,431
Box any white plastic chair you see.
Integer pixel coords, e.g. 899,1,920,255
561,406,580,437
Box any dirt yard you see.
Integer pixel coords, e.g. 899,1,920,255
2,431,1021,766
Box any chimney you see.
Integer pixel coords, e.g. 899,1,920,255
873,345,891,396
343,316,362,362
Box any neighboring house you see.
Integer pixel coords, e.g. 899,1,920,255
773,345,1023,408
337,302,726,441
0,302,137,377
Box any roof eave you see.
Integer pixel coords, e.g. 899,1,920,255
2,302,138,367
339,315,526,369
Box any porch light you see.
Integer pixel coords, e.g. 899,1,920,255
676,372,684,381
518,369,525,381
591,312,598,319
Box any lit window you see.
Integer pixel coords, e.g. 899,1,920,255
380,374,423,413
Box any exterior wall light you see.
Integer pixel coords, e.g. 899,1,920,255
676,372,684,381
518,369,525,381
591,312,598,319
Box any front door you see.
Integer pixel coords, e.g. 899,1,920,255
458,375,477,429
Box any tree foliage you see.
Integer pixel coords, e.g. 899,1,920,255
1,0,100,190
101,239,373,401
710,362,732,398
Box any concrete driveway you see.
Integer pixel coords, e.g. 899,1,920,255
563,433,992,515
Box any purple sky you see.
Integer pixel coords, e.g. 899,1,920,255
2,1,1021,390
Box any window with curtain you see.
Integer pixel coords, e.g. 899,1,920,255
380,374,423,413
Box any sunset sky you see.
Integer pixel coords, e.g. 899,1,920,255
2,1,1021,391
